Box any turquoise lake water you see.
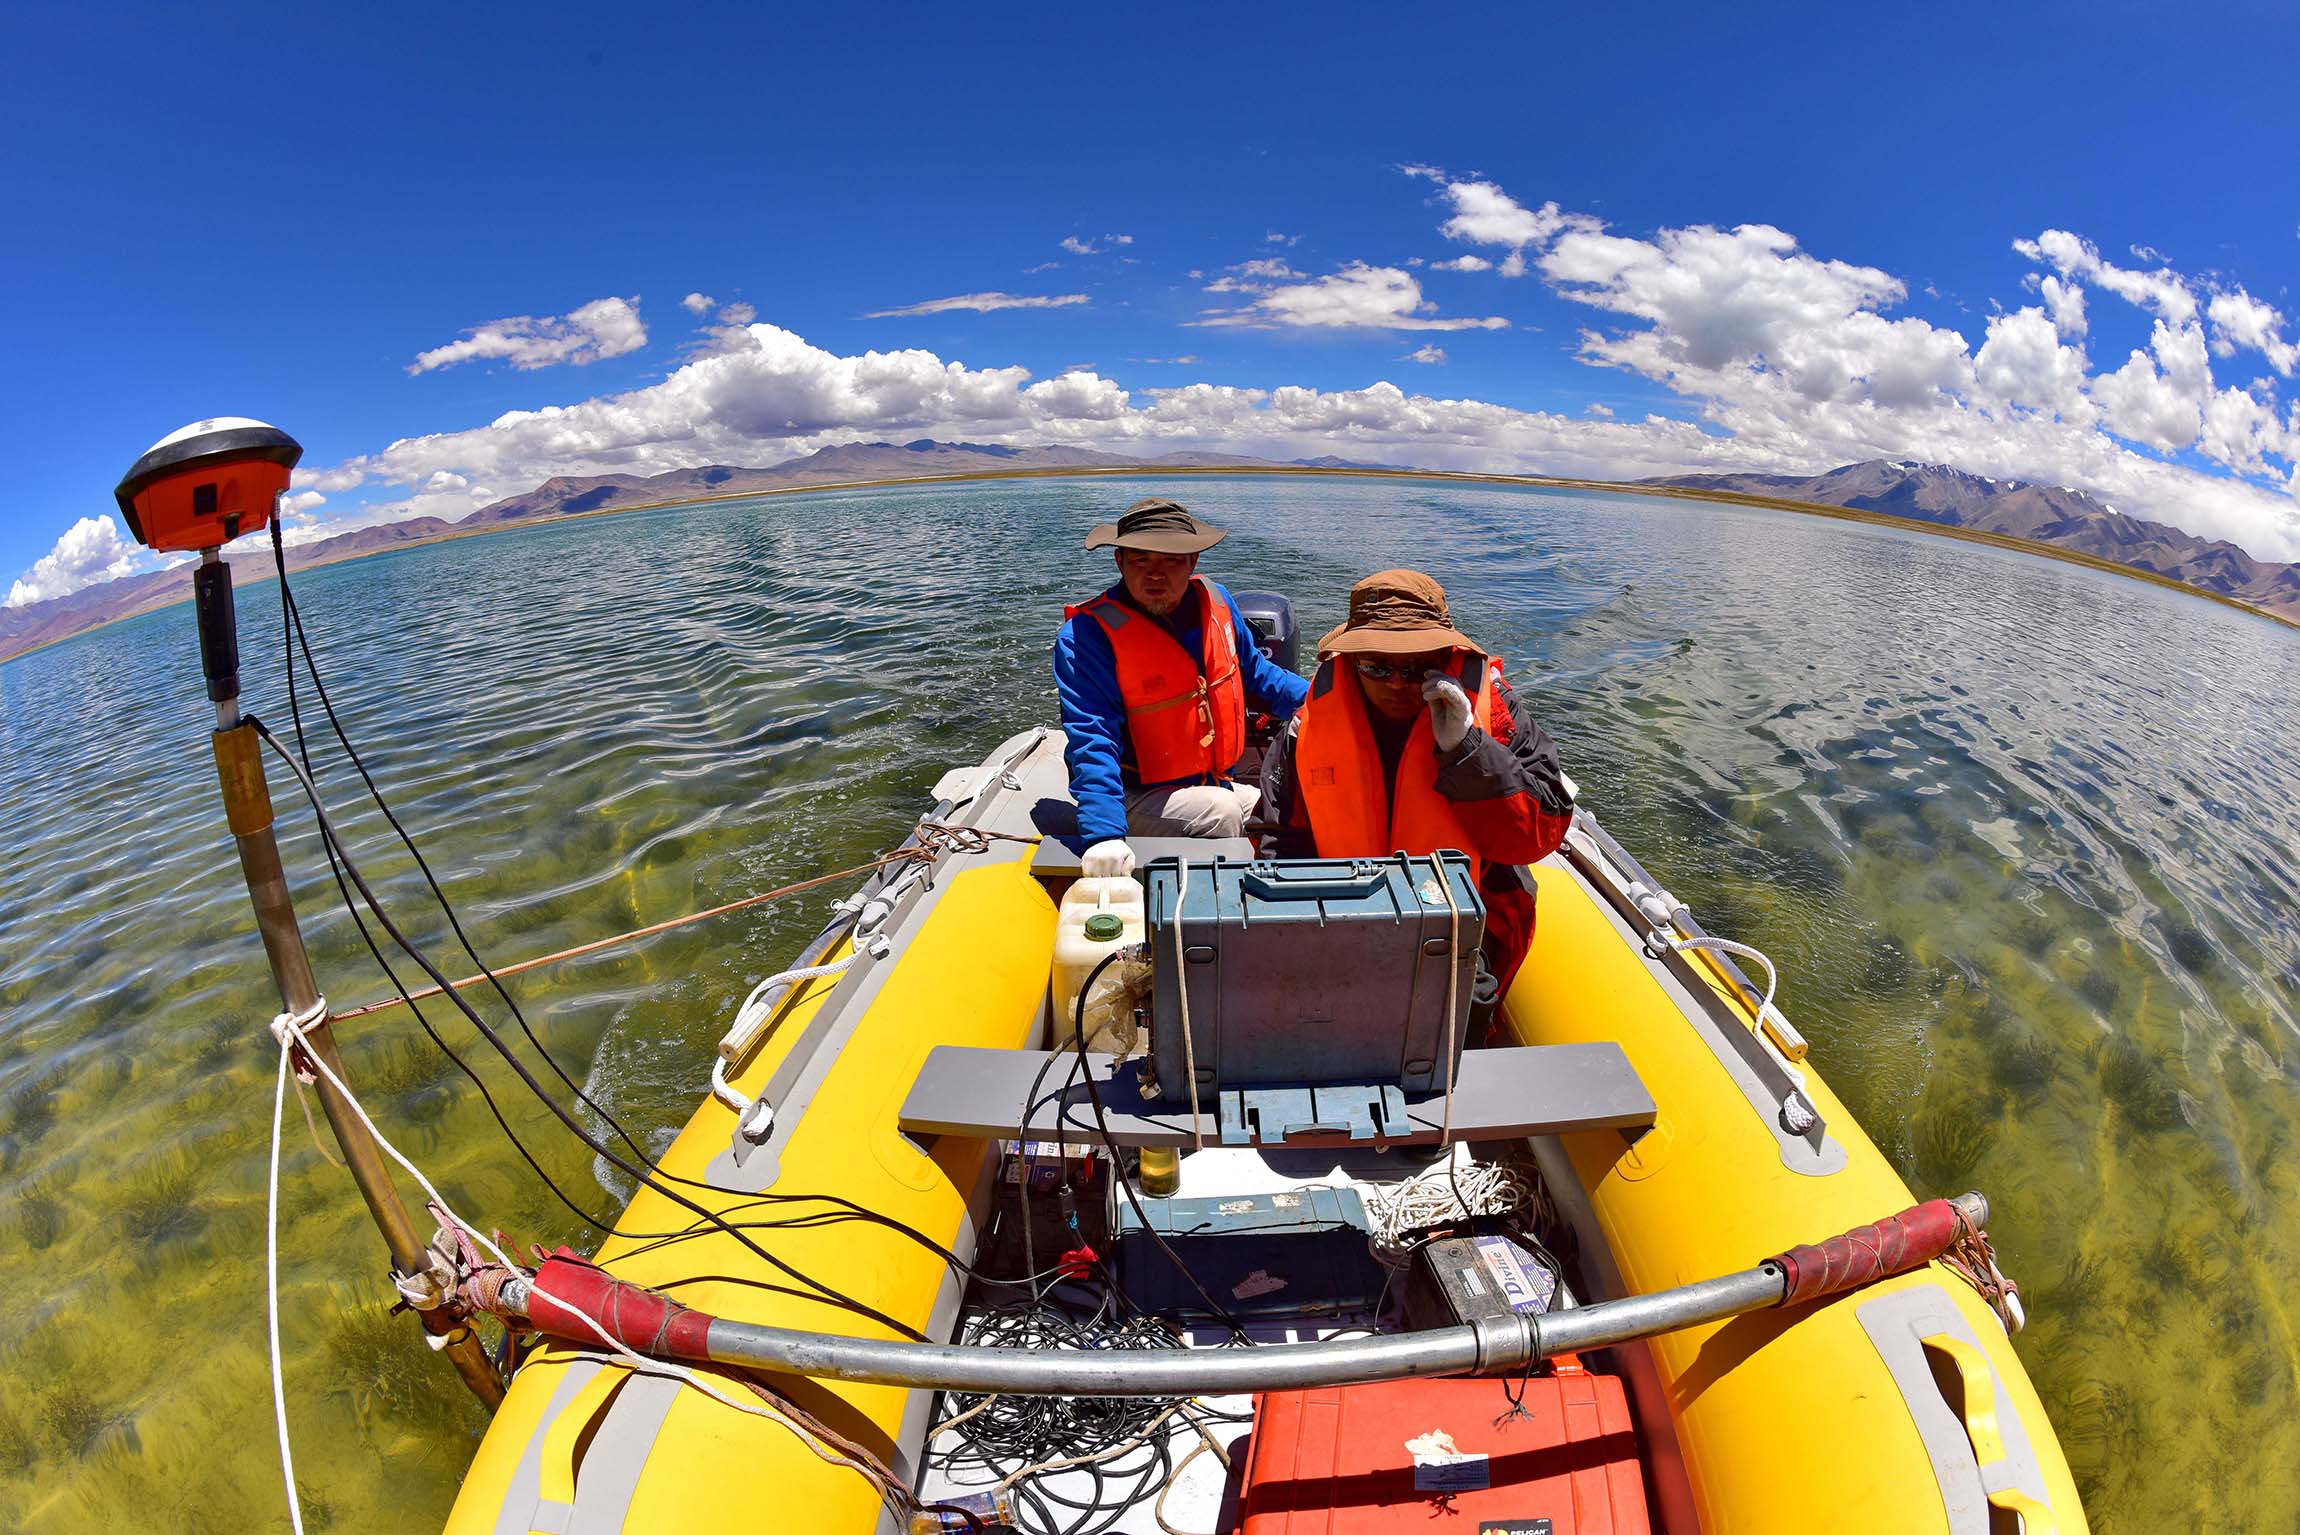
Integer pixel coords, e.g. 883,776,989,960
1,474,2296,1530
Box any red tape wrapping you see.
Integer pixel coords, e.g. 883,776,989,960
1771,1199,1963,1305
526,1250,716,1360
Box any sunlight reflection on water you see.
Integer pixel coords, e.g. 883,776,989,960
0,475,2295,1530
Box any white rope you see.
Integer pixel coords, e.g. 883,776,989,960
268,1013,908,1515
1431,853,1462,1148
1173,859,1203,1150
1363,1149,1537,1266
1630,891,1819,1134
1667,933,1779,1031
994,1400,1199,1492
545,1331,910,1513
715,953,858,1069
275,1012,518,1271
266,1038,307,1535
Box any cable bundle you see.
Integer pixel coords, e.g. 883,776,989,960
927,1302,1221,1535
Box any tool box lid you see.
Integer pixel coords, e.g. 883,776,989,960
1240,1372,1650,1534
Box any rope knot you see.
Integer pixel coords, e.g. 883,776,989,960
267,997,329,1085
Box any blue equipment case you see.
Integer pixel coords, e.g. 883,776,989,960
1143,853,1485,1103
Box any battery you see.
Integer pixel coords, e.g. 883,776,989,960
1114,1187,1385,1319
1402,1230,1559,1333
975,1140,1109,1283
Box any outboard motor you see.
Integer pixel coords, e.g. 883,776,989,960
1232,591,1299,673
1231,592,1300,794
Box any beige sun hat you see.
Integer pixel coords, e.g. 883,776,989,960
1082,497,1228,554
1317,568,1482,657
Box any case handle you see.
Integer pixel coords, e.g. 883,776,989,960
1237,860,1389,902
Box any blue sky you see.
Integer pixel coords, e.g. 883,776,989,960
7,1,2298,605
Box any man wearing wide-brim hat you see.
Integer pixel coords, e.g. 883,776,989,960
1055,498,1310,873
1262,568,1574,1001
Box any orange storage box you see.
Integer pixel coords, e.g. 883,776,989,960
1239,1366,1650,1534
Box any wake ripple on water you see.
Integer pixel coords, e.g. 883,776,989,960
0,474,2295,1530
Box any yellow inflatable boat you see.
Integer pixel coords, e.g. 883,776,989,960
441,719,2084,1534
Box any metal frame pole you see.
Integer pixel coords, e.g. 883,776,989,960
199,551,503,1409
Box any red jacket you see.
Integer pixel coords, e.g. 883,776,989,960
1265,662,1572,1009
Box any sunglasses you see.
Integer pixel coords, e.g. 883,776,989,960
1353,657,1443,682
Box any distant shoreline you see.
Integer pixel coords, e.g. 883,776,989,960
7,463,2293,665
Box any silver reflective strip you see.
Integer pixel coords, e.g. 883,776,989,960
490,1360,604,1535
1857,1287,2052,1532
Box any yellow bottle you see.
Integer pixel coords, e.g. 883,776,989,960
1137,1145,1181,1197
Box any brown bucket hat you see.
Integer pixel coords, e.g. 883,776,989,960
1083,497,1228,554
1318,568,1482,657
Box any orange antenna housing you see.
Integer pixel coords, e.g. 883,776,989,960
114,417,303,552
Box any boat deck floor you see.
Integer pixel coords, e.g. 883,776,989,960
915,1140,1585,1534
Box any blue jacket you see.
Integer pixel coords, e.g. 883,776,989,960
1053,580,1310,847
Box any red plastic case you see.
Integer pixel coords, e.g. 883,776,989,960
1239,1367,1651,1534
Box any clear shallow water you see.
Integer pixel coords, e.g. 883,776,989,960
1,475,2296,1530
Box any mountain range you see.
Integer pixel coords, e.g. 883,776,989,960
4,444,2294,663
1642,460,2300,619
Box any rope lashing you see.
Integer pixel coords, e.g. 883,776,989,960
328,819,1034,1024
1941,1206,2027,1333
262,1009,920,1526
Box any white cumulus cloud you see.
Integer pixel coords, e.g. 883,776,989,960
682,292,716,314
6,515,152,607
2015,231,2198,327
1429,255,1493,273
1402,345,1447,365
408,296,648,374
155,179,2300,581
2206,288,2298,377
1973,307,2094,423
2089,319,2213,453
2038,275,2087,338
1194,264,1508,332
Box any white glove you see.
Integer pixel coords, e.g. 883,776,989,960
1422,675,1473,751
1080,839,1137,879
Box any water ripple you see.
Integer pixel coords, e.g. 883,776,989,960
0,475,2295,1530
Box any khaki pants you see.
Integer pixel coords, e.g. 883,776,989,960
1124,780,1261,840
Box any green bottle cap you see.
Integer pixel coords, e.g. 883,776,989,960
1083,912,1124,941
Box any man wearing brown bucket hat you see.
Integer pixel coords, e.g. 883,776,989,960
1262,568,1574,1000
1054,498,1310,873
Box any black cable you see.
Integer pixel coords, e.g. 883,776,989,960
926,1302,1187,1535
1065,951,1250,1339
251,715,926,1341
266,523,656,1166
259,538,1036,1309
271,523,623,1237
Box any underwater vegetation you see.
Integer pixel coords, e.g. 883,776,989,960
1906,1095,1997,1195
14,1179,67,1251
1984,1031,2060,1108
1,475,2295,1533
116,1147,211,1253
2091,1034,2187,1136
323,1286,491,1445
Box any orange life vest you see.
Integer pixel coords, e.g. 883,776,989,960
1064,576,1245,784
1295,650,1498,882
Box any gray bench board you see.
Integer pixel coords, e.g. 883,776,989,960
899,1042,1656,1149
